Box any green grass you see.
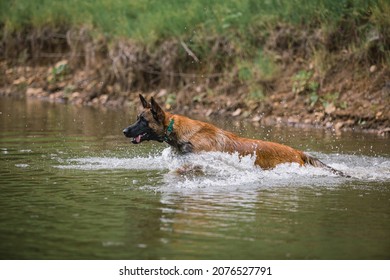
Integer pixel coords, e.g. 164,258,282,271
1,0,388,92
0,0,385,44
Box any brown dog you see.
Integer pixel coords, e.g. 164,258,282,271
123,94,347,176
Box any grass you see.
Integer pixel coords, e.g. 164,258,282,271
2,0,388,71
0,0,386,43
0,0,388,96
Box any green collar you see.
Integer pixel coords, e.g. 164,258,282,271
164,118,174,142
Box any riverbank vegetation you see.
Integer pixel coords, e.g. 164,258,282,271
1,0,389,133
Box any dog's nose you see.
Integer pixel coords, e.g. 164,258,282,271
122,128,128,135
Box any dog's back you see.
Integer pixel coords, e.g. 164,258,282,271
171,115,348,176
170,115,305,168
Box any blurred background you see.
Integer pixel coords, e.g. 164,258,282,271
0,0,389,132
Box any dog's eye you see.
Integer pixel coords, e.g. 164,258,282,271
138,115,148,123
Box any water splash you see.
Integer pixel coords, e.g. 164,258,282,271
56,154,167,171
54,147,390,190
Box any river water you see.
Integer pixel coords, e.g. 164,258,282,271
0,96,389,259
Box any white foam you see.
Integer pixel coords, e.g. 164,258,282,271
15,163,30,168
55,154,167,171
54,147,390,190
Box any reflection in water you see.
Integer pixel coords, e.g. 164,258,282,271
0,97,390,259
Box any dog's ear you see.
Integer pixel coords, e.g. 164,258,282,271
150,97,165,123
139,94,150,108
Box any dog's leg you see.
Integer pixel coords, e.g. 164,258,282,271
174,163,205,176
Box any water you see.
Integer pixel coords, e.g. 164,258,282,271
1,97,389,260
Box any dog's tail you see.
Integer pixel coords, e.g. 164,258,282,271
303,153,350,178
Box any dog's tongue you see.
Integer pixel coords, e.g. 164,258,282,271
135,135,142,143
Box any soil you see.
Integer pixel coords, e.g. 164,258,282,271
1,27,389,136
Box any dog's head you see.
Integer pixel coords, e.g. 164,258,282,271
123,94,167,144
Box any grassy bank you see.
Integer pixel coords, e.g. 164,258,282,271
0,0,389,132
0,0,386,41
2,0,389,57
2,0,388,68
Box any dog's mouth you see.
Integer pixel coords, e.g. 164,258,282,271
124,125,163,144
132,133,147,144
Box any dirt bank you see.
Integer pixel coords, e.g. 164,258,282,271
0,26,389,135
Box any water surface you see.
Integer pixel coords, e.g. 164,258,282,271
1,97,389,259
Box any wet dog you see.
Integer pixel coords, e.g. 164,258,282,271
123,94,347,176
